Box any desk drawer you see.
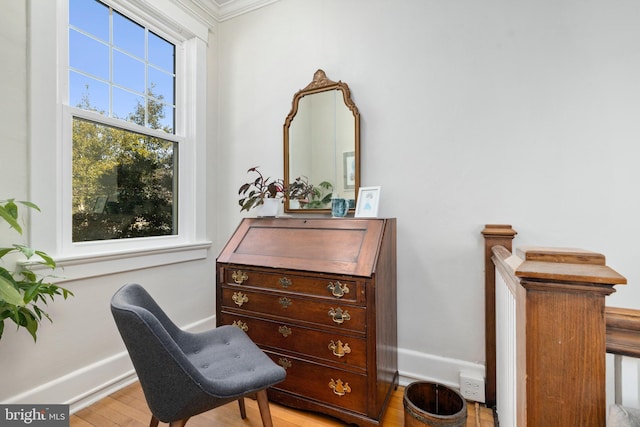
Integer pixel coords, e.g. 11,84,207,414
221,267,363,303
265,350,368,415
218,312,366,369
220,287,366,332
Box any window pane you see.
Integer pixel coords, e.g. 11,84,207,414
149,31,175,73
113,87,144,123
113,11,144,59
113,50,145,93
155,104,175,133
69,0,109,42
148,66,174,106
69,71,110,113
69,29,109,80
72,117,177,242
69,1,177,135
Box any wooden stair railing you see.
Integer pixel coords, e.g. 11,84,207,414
606,307,640,406
482,225,517,408
483,225,628,426
607,307,640,358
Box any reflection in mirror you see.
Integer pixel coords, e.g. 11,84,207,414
284,70,360,213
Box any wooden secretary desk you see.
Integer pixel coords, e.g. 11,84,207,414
216,217,398,426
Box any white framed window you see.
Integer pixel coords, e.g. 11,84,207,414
29,0,211,279
67,0,179,244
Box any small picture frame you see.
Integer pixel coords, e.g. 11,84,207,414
355,186,381,218
343,151,356,189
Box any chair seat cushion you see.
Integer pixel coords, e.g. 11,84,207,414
185,325,286,398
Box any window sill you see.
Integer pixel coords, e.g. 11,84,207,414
25,241,212,284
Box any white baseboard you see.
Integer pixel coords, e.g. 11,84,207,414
3,351,137,411
398,347,485,391
67,366,138,413
5,317,484,413
3,315,217,413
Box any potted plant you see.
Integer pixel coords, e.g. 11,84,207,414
287,176,334,209
238,167,286,215
286,176,314,208
0,199,73,341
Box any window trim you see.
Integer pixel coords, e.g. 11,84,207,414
62,106,187,255
29,0,211,278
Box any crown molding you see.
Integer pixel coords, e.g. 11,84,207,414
128,0,277,37
192,0,280,22
117,0,213,40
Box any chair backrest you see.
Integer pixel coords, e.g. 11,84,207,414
110,284,212,422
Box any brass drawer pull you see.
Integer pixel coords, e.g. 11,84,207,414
328,340,351,358
279,277,292,288
232,291,248,307
232,270,248,284
278,325,292,337
279,297,292,309
328,307,351,324
329,379,351,396
232,320,248,332
278,358,292,370
327,281,350,298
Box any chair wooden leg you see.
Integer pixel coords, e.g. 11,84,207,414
168,418,189,427
238,397,247,419
151,415,189,427
256,389,274,427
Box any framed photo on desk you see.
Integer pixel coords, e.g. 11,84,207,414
355,186,380,218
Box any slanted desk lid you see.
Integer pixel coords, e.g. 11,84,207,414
217,218,387,277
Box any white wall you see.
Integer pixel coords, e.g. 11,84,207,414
1,0,28,188
216,0,640,388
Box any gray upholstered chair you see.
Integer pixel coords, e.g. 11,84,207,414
111,283,286,427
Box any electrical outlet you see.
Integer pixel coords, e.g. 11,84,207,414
459,371,485,403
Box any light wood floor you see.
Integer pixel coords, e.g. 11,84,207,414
70,382,494,427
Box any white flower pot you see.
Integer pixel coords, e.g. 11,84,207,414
256,198,281,217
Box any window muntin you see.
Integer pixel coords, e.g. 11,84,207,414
68,0,179,243
68,0,176,133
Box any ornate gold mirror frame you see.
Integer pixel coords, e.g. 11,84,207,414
284,70,360,214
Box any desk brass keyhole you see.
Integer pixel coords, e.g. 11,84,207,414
329,379,352,396
232,291,248,307
278,358,292,370
278,325,292,337
328,307,351,324
232,320,248,332
327,281,349,298
279,297,292,308
279,277,292,288
232,270,248,284
328,340,351,358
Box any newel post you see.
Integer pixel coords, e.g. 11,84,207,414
482,225,517,407
514,247,626,426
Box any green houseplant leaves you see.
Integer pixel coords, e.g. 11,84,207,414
0,199,73,341
238,167,286,212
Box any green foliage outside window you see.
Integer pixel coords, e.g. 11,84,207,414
72,90,177,242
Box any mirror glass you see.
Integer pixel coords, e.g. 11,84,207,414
284,70,360,213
